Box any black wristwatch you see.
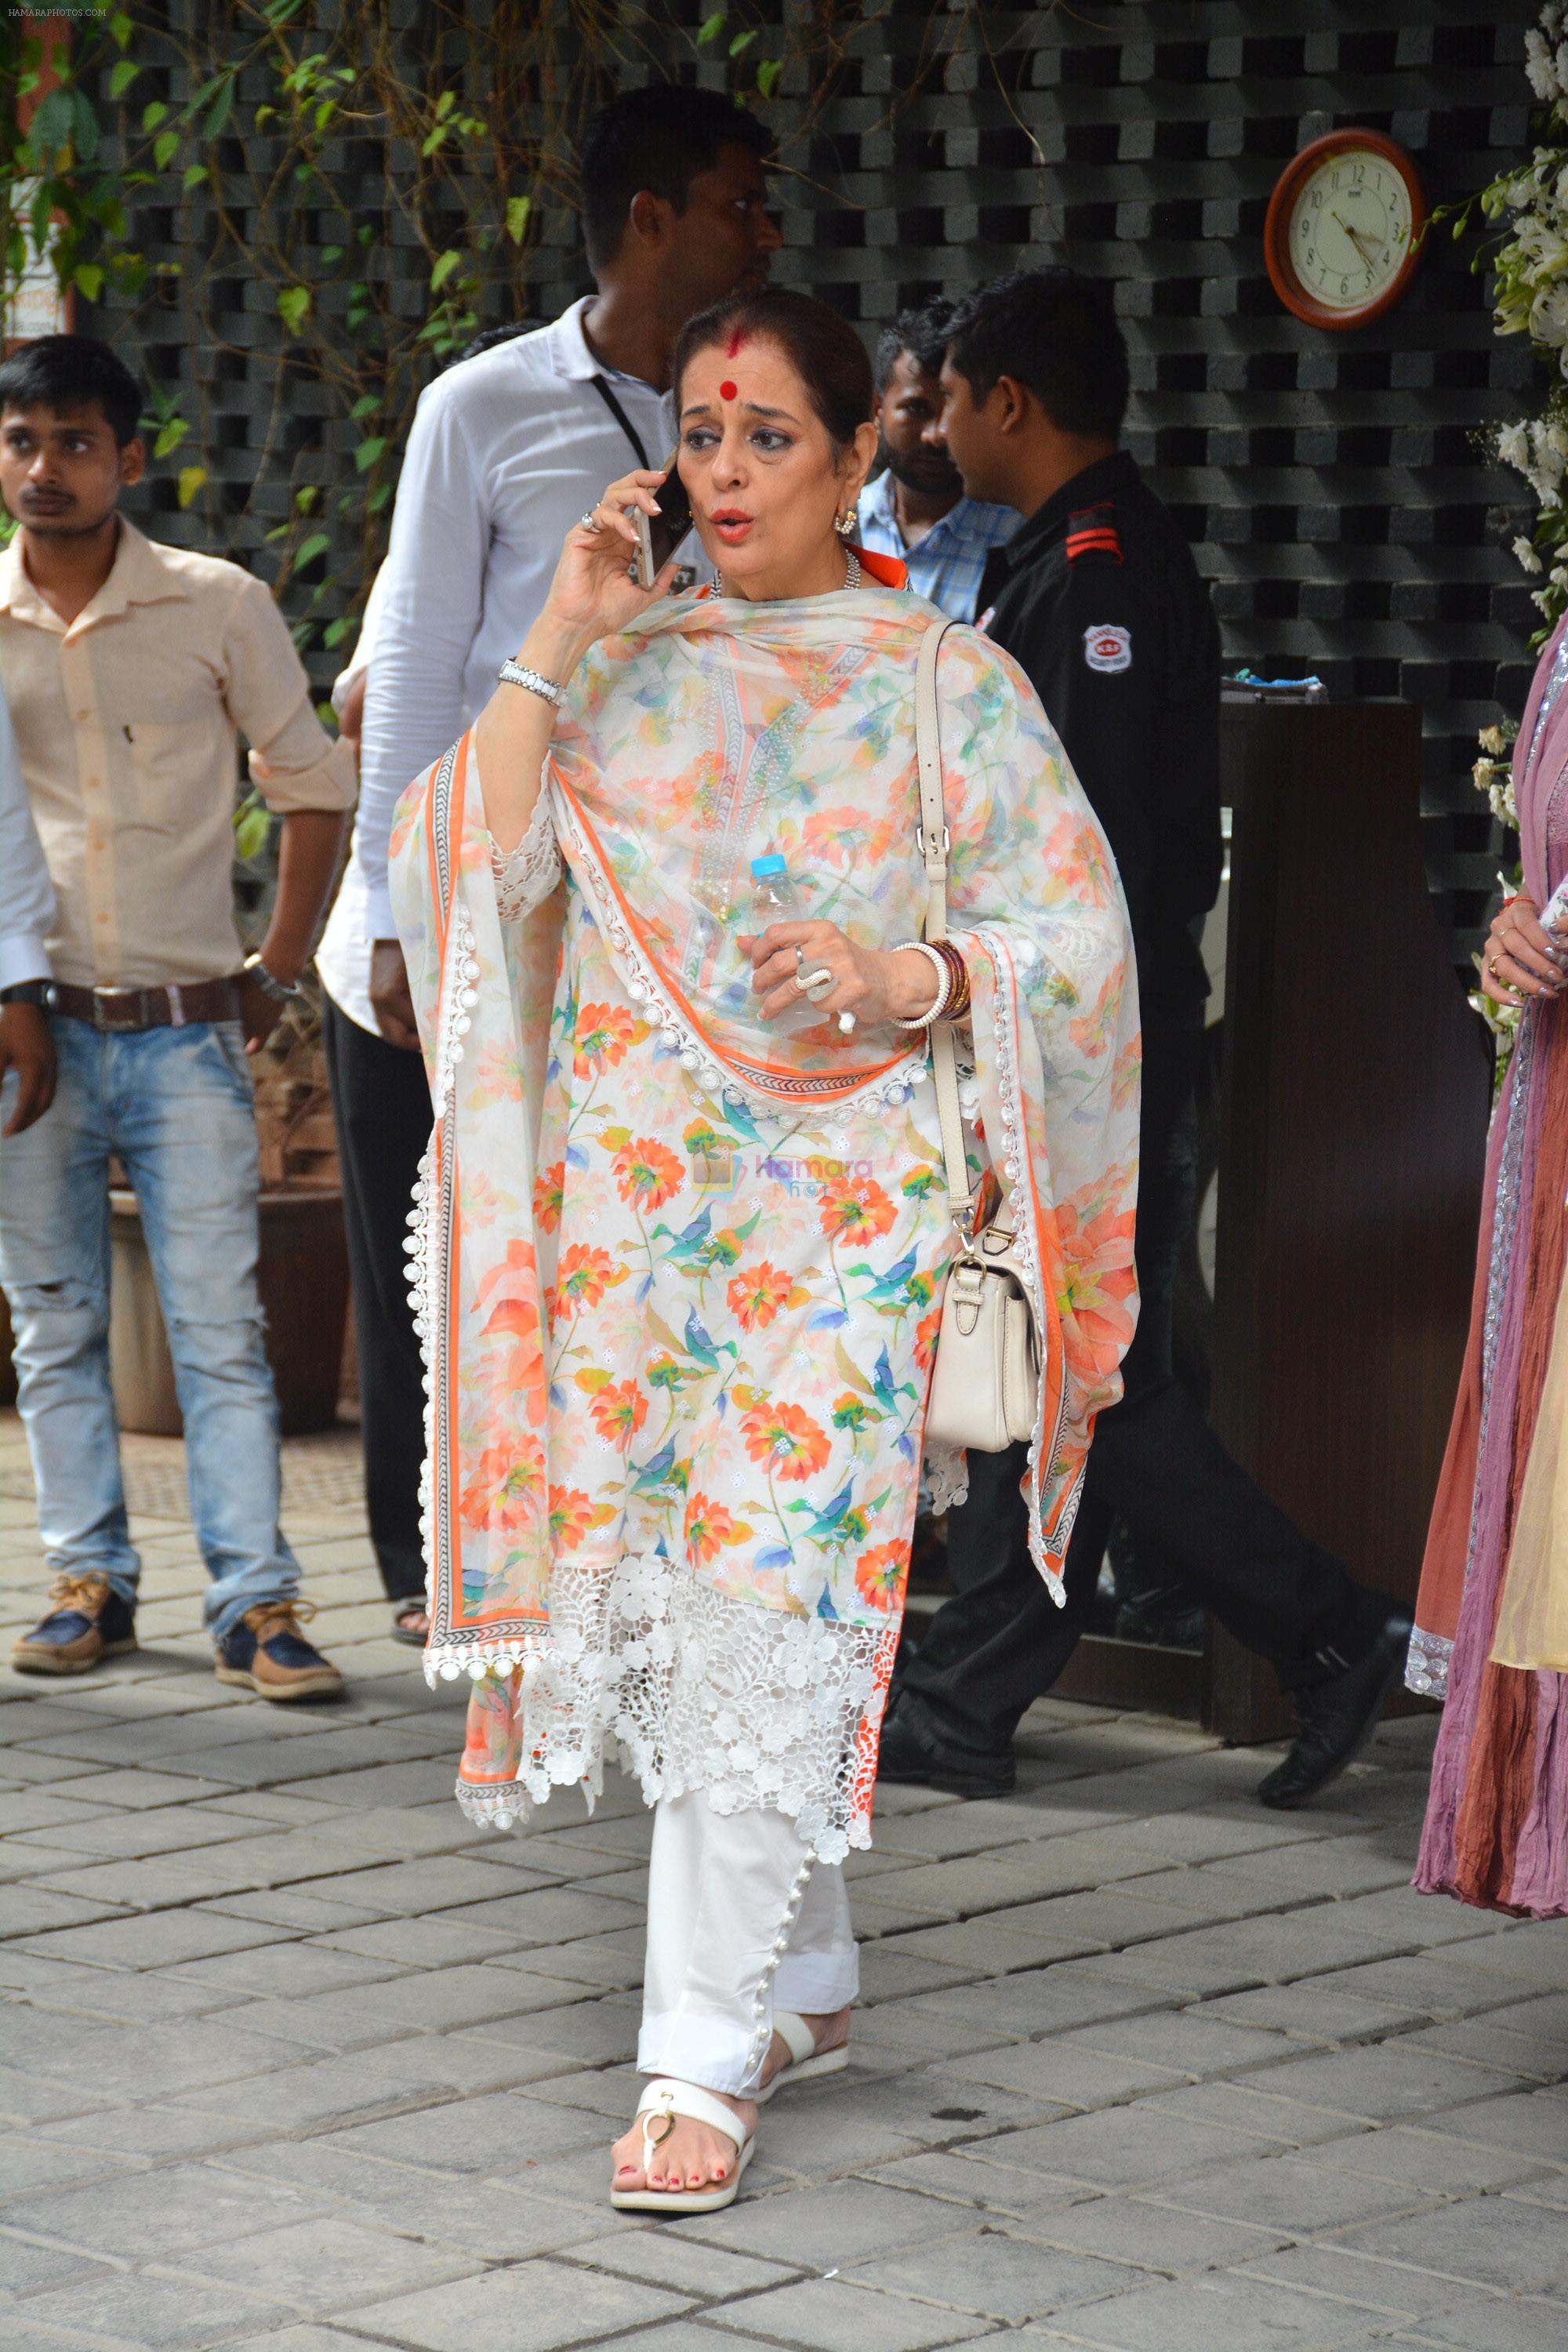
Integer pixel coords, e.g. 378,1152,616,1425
0,981,51,1008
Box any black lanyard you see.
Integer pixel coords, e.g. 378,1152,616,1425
589,372,653,472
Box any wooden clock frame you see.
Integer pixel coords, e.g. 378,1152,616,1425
1264,128,1426,332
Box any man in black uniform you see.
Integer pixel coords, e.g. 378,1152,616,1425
881,269,1411,1810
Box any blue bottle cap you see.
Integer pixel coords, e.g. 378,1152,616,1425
750,854,786,878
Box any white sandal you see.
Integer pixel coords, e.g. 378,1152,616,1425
609,2077,756,2214
753,2008,850,2104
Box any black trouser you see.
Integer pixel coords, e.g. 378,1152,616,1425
897,1022,1394,1760
321,997,431,1606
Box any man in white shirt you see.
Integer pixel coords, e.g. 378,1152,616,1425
0,677,56,1137
318,82,780,1639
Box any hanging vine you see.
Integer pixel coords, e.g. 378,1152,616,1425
2,1,967,672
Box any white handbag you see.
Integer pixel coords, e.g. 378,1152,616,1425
914,620,1042,1455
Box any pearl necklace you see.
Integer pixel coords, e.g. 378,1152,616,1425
714,545,861,599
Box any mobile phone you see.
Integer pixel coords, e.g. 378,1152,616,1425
630,455,695,590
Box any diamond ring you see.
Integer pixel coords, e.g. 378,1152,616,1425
580,510,602,532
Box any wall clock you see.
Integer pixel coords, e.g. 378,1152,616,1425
1264,129,1425,331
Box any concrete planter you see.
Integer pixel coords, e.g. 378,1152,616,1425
109,1186,350,1438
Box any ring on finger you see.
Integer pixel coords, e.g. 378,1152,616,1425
580,509,603,532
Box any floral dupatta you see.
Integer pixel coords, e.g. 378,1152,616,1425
389,588,1140,1727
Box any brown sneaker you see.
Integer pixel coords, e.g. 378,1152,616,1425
214,1599,343,1702
12,1573,138,1676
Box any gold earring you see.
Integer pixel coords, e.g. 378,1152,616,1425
836,508,857,539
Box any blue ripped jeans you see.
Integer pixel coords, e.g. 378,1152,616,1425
0,1016,300,1640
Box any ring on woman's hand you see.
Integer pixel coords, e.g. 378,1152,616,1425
1489,956,1502,978
793,945,805,973
580,510,602,532
837,1010,856,1036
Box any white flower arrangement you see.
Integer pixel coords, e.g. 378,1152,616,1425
1463,3,1568,630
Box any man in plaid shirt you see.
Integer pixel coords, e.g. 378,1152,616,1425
855,300,1014,622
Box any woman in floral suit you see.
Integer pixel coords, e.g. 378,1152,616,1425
390,292,1138,2209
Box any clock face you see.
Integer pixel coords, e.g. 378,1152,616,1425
1287,147,1415,314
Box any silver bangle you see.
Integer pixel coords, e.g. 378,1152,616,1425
889,938,950,1030
498,659,563,707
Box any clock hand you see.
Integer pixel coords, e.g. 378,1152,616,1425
1331,209,1377,264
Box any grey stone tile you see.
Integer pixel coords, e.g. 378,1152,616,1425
1340,2193,1568,2295
220,2331,397,2352
1153,2149,1430,2233
0,2226,119,2294
323,2086,608,2172
1024,2194,1287,2275
169,2212,481,2310
903,1972,1167,2041
1414,2296,1568,2350
716,2276,994,2347
1398,2019,1568,2082
1232,2241,1485,2321
21,2270,296,2349
1294,2125,1558,2198
423,1884,646,1946
0,1884,129,1939
0,2128,133,2200
554,2228,796,2299
1195,1984,1425,2045
677,2180,959,2266
1059,2009,1294,2081
1137,2082,1375,2149
306,1915,527,1969
970,2103,1278,2190
13,1908,292,1970
946,2042,1184,2109
1436,2089,1568,2159
24,2016,314,2100
0,2062,118,2125
848,2226,1134,2321
1025,2270,1392,2350
211,2140,606,2258
18,1803,274,1860
1231,2042,1531,2123
36,2103,282,2163
347,2261,691,2350
168,1941,412,1999
1313,1954,1541,2022
3,2160,318,2263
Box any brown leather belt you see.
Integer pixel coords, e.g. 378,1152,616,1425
47,977,244,1033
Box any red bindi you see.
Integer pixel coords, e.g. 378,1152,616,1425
719,379,738,401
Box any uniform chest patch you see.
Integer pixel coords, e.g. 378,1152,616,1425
1084,623,1132,673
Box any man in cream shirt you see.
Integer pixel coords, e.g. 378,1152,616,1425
0,334,356,1700
318,82,778,1639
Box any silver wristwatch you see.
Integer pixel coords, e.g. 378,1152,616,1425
242,952,302,1004
498,659,563,706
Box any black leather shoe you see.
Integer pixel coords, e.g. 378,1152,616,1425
1256,1608,1414,1810
877,1700,1016,1798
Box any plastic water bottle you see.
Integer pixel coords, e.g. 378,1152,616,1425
750,854,818,1036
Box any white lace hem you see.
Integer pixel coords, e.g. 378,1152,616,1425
490,786,562,923
432,1549,898,1864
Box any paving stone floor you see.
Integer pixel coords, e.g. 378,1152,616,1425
2,1406,1566,2350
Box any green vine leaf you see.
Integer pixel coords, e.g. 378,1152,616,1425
141,101,167,132
730,29,757,55
429,249,461,292
506,194,532,245
183,165,209,191
756,58,783,99
177,464,208,510
152,131,180,171
698,10,727,44
109,61,139,101
277,284,310,332
293,532,330,569
354,436,387,473
72,263,103,303
152,419,188,459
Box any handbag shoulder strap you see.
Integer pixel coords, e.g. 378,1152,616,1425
914,621,975,1230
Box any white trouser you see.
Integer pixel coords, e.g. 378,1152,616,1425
637,1789,860,2096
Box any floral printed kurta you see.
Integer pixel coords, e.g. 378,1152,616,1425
390,583,1138,1860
